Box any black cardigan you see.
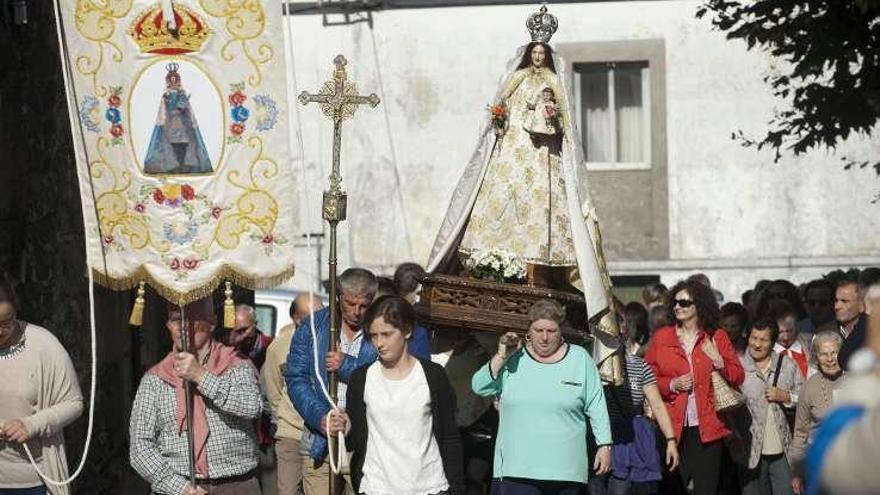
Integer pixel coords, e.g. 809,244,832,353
345,358,465,495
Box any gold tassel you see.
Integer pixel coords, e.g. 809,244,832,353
224,281,235,330
129,281,146,327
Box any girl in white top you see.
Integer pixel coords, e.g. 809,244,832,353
328,296,464,495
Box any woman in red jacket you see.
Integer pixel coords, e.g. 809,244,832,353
645,279,745,495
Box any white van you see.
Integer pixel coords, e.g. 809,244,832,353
254,289,329,338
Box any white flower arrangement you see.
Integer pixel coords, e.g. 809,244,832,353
465,248,527,282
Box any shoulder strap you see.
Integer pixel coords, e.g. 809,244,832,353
772,353,785,387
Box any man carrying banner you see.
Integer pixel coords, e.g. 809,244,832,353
129,299,262,495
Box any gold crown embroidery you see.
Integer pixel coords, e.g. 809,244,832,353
128,3,211,55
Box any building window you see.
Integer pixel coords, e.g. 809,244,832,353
574,61,651,169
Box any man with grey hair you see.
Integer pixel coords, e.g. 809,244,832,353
838,282,880,371
285,268,378,495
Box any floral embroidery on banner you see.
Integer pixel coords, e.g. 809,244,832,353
79,96,102,133
252,230,288,255
162,254,204,280
104,86,125,145
227,82,249,144
252,94,278,131
135,182,215,253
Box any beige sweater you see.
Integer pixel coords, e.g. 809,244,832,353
260,323,304,441
790,372,842,475
0,324,83,495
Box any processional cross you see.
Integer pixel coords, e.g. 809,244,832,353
299,54,379,493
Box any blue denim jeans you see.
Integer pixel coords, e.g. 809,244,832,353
588,474,631,495
491,478,584,495
588,474,659,495
0,486,48,495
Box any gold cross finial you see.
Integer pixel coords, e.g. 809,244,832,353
298,54,379,124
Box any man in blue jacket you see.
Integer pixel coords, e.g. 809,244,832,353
285,267,436,495
285,268,377,495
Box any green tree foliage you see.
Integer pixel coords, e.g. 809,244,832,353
696,1,880,173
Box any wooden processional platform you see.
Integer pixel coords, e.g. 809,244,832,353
415,274,589,344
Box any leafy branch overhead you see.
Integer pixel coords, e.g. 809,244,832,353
696,0,880,173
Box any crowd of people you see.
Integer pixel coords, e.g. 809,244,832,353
1,266,880,495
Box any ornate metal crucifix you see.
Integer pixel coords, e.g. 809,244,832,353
298,54,379,493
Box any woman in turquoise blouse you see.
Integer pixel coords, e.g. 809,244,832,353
472,299,612,495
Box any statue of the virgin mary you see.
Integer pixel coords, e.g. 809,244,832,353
143,63,213,175
427,4,623,384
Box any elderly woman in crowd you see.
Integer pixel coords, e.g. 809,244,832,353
327,296,464,495
736,319,802,495
788,331,843,495
0,273,83,495
472,299,611,495
645,279,744,495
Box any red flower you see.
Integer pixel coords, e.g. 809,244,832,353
230,123,245,136
262,233,274,244
107,95,121,107
211,207,222,219
134,203,145,213
182,258,199,270
152,188,166,204
228,91,247,106
181,184,195,201
110,123,124,137
169,258,181,271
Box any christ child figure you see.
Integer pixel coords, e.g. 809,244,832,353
524,87,560,136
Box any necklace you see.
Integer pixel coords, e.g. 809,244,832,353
819,372,839,411
0,321,26,360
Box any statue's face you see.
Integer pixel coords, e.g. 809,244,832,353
530,44,546,68
167,74,181,89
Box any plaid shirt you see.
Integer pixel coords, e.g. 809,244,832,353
129,364,262,495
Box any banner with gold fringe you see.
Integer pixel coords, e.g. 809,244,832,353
55,0,298,304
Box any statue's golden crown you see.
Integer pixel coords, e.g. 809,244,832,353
128,3,210,55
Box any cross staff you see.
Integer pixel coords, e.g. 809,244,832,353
299,54,379,495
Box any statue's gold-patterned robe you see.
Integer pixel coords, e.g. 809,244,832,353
459,67,575,266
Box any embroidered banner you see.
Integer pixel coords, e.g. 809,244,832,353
56,0,298,304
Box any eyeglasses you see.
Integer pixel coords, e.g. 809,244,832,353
673,299,695,308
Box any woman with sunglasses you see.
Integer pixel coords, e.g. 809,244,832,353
645,279,745,495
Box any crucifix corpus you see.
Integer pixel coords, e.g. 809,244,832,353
298,54,379,493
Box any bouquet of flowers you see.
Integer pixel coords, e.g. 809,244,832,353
487,102,508,136
465,248,527,283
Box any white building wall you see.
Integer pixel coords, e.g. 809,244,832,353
283,1,880,299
